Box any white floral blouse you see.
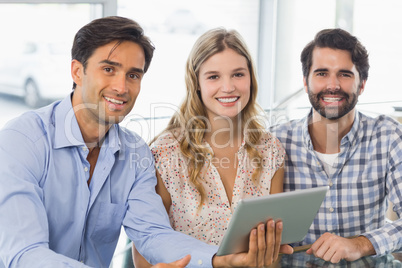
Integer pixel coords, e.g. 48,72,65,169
151,130,285,246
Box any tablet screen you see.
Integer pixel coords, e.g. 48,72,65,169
216,186,329,256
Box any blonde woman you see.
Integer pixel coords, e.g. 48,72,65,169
134,28,293,267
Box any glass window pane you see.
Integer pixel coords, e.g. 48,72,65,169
117,0,260,141
0,3,98,127
354,0,402,115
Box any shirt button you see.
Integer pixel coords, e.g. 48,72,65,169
198,259,203,265
82,147,87,151
329,181,333,187
84,167,88,172
329,207,334,212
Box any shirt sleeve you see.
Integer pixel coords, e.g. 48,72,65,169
362,126,402,256
270,133,286,170
124,139,218,267
150,132,177,192
0,128,92,268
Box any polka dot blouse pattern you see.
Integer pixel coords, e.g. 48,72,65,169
151,130,285,246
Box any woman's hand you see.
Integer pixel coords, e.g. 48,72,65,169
212,220,294,267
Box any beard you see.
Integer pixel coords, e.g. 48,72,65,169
307,87,359,120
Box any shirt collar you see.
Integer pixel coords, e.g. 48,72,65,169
54,94,85,149
53,94,121,154
303,108,360,149
103,124,121,155
341,111,360,146
303,109,313,150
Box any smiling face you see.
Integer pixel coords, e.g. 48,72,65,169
198,48,251,121
71,40,145,127
305,47,365,120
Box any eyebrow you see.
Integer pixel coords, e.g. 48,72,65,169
202,67,248,76
99,59,144,74
313,68,329,73
313,68,355,75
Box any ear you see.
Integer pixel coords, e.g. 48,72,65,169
358,80,366,95
303,77,308,93
71,59,83,87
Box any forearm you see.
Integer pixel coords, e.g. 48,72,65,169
126,155,218,267
133,229,217,267
7,246,91,268
354,236,376,257
363,217,402,256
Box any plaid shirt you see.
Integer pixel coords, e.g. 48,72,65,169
270,109,402,256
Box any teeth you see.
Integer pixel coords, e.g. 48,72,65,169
217,97,238,103
105,96,123,105
323,97,342,102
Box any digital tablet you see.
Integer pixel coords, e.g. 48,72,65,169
216,186,329,256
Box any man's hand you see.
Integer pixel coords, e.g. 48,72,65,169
212,220,294,267
151,255,191,268
306,233,376,263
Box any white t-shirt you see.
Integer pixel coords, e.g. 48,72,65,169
315,151,339,177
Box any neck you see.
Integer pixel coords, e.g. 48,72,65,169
204,115,243,148
308,108,355,154
71,90,111,148
78,118,109,149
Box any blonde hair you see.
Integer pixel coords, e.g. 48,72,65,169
153,28,266,209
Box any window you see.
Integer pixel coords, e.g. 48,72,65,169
117,0,260,141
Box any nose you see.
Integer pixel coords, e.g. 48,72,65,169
326,74,340,91
221,77,235,93
111,74,127,95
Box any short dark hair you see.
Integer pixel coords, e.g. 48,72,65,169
301,28,369,82
71,16,155,89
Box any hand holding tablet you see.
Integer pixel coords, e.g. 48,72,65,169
216,186,329,256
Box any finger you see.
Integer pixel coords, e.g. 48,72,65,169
248,228,258,265
321,246,337,262
264,220,275,266
257,223,267,267
308,235,326,256
279,244,294,255
314,240,333,260
330,252,343,264
273,220,283,260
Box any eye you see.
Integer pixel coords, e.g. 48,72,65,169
316,72,326,77
233,72,245,78
207,75,219,80
104,67,114,73
340,73,352,78
128,73,140,80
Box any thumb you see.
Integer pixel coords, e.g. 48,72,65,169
279,244,294,255
171,254,191,267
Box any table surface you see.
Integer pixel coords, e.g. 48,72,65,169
275,252,402,267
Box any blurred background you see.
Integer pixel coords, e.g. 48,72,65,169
0,0,401,267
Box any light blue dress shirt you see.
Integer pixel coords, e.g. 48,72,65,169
0,95,218,268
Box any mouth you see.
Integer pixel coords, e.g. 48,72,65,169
322,96,343,103
104,96,124,105
216,97,240,103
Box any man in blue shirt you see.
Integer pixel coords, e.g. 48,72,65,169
0,16,290,268
270,28,402,264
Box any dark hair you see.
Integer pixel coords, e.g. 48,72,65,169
71,16,155,89
301,28,369,82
